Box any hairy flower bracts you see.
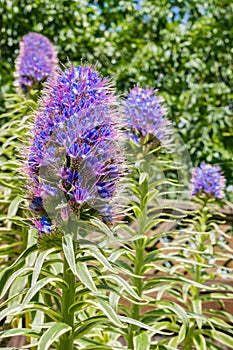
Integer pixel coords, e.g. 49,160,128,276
124,87,172,149
15,32,58,92
25,65,122,236
191,162,226,199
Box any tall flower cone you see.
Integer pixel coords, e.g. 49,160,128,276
14,32,58,93
25,64,124,244
124,86,173,149
191,162,226,199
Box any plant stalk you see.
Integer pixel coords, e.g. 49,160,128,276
128,164,149,349
128,240,145,349
58,256,75,350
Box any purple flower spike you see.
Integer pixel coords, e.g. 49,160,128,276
124,87,173,148
15,32,58,92
191,162,226,199
25,64,123,235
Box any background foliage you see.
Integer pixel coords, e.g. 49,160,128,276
1,0,233,183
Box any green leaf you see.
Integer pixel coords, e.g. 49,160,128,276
0,328,41,339
209,317,233,329
31,248,55,286
0,305,22,322
7,196,22,217
145,276,213,290
168,335,179,348
84,347,116,350
154,301,189,333
139,172,148,185
69,301,91,314
205,340,224,350
88,299,125,328
193,333,207,350
206,309,233,323
62,234,77,275
22,276,66,307
74,316,110,338
192,299,202,329
109,290,120,311
177,323,187,344
99,274,142,300
8,243,37,269
26,302,62,322
37,322,72,350
0,300,61,323
205,330,233,348
134,331,150,350
87,248,115,272
89,218,118,243
132,205,141,217
76,261,97,293
119,316,172,335
0,348,22,350
0,266,33,298
26,228,38,266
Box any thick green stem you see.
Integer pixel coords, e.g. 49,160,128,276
58,257,75,350
128,240,145,349
183,202,209,349
128,168,149,349
128,205,147,349
192,204,208,299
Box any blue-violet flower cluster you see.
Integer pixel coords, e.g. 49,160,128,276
124,87,173,148
15,32,58,92
25,64,123,235
191,162,226,198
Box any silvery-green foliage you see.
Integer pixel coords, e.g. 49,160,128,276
98,136,194,349
167,195,233,350
0,92,37,269
0,220,159,349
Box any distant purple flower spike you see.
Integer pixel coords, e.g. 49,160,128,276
25,64,123,235
15,32,58,92
125,87,173,148
191,162,226,198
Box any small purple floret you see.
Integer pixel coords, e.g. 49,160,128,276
33,216,52,234
191,162,226,198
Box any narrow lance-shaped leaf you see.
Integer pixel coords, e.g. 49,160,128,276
88,299,125,328
22,276,67,308
76,261,98,293
62,234,77,276
0,267,33,299
37,322,72,350
31,248,55,286
99,274,143,300
134,331,150,350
